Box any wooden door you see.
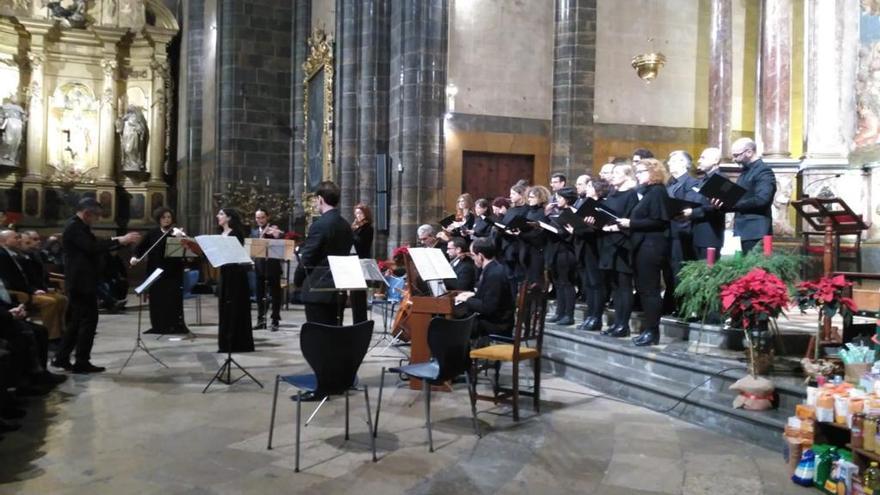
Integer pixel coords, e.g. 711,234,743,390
462,151,534,201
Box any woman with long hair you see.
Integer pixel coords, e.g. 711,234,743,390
215,208,254,353
350,203,373,322
131,207,189,334
498,183,528,285
446,193,475,239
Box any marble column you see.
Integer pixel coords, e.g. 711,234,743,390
388,0,447,250
551,0,597,178
98,58,118,182
24,51,45,179
803,0,859,162
149,59,169,183
291,0,310,230
758,0,792,158
335,0,360,216
708,0,732,156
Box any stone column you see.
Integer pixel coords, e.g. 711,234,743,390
708,0,732,156
98,58,118,182
24,51,45,179
291,0,311,231
149,58,169,183
551,0,596,178
335,0,360,216
388,0,447,250
758,0,793,158
803,0,859,162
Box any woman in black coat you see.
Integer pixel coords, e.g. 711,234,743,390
215,208,255,353
546,187,579,325
597,164,639,337
350,203,374,322
575,177,612,331
131,207,189,334
613,158,671,346
519,185,550,287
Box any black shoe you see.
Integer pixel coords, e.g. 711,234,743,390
633,329,660,346
1,407,25,420
33,371,67,386
606,325,630,338
50,358,72,370
556,316,575,326
578,316,601,331
144,328,160,334
270,322,279,332
546,314,561,323
254,321,267,330
72,362,106,374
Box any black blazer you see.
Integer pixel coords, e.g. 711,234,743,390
293,208,354,304
465,260,515,328
352,223,374,259
731,158,776,241
667,174,696,237
21,254,48,292
62,215,121,297
598,188,638,272
249,227,283,278
0,249,31,294
628,184,671,253
688,171,727,249
448,255,477,291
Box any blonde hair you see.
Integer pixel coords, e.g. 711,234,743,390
455,193,474,220
638,158,671,185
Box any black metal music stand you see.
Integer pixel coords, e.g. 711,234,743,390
119,268,170,373
158,237,199,341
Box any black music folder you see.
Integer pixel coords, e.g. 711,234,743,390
438,214,457,229
504,215,532,232
556,209,589,234
695,174,746,206
664,196,701,215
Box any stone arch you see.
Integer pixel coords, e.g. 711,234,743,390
144,0,178,31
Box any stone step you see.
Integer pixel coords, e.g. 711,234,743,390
542,326,806,451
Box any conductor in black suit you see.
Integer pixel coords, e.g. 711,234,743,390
293,181,354,325
445,236,477,291
53,198,140,373
251,208,283,331
710,137,776,254
454,238,516,338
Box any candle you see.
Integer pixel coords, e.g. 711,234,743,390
763,235,773,256
706,247,716,267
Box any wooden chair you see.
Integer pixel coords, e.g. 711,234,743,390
469,283,547,421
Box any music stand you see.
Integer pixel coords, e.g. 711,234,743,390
158,238,200,340
119,268,170,373
791,197,868,275
194,235,264,393
245,238,295,330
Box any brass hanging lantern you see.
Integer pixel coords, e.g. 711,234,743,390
631,52,666,82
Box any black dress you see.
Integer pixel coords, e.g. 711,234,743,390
218,232,255,353
135,228,189,334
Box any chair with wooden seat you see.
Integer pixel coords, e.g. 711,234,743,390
469,283,547,421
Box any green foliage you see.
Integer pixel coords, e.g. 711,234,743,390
674,251,802,322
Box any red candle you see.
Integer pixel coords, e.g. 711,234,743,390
706,247,716,267
763,235,773,256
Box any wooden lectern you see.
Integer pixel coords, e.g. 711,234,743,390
791,197,868,276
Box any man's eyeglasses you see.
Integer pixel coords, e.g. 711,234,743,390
731,150,749,159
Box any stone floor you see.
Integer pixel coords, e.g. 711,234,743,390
0,299,807,494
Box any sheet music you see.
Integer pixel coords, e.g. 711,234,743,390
246,238,295,260
327,255,368,289
408,247,457,281
195,235,253,267
537,220,559,234
135,268,164,295
360,259,389,286
164,237,199,258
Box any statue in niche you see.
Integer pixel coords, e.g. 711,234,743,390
47,0,88,28
0,102,26,168
116,105,148,173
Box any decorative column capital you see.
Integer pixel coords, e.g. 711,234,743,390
27,52,44,71
100,59,118,78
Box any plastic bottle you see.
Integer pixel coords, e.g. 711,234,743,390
866,415,877,451
866,462,880,494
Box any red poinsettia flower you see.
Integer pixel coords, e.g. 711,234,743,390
721,268,790,328
796,274,857,319
391,245,409,259
284,231,302,241
377,259,391,272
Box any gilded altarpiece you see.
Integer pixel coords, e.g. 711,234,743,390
302,29,334,216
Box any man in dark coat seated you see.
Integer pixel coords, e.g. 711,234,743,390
454,238,516,338
445,236,477,291
293,181,354,325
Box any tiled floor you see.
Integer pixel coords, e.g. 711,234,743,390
0,300,805,494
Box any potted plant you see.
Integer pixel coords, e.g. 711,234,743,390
795,274,858,361
720,268,791,376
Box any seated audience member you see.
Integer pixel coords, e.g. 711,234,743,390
0,231,67,341
17,231,68,341
454,238,516,338
445,236,477,291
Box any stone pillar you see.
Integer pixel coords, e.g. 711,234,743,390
98,58,118,182
291,0,311,231
758,0,793,158
149,59,169,183
388,0,447,250
708,0,732,156
335,0,360,217
803,0,859,162
551,0,596,179
24,51,45,179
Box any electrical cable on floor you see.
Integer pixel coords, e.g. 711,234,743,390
542,365,750,415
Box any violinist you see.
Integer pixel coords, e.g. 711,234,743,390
251,208,283,331
130,207,189,335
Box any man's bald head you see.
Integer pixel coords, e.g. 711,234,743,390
0,230,19,249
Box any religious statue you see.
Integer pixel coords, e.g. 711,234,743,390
0,102,26,168
116,105,148,173
47,0,88,28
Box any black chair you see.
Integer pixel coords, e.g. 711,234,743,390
374,315,480,452
267,320,376,472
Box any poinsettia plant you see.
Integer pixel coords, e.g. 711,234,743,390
720,268,791,329
391,245,409,260
795,274,857,319
377,259,392,273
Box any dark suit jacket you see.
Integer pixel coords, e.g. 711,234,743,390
688,170,727,249
667,174,696,236
293,208,354,304
20,253,48,292
62,215,121,297
448,256,477,292
465,260,515,329
250,227,283,278
628,184,670,253
732,158,776,241
0,249,31,294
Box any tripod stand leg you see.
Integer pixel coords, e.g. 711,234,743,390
140,342,169,368
119,342,140,374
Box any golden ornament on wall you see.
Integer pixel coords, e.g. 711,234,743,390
631,52,666,82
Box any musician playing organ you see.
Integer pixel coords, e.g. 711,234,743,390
454,238,516,338
251,208,284,331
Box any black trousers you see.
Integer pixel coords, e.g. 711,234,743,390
580,253,605,319
741,238,760,255
60,293,98,363
634,243,668,331
349,290,368,323
551,251,577,319
304,298,344,326
605,269,633,329
663,236,695,314
255,273,282,323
